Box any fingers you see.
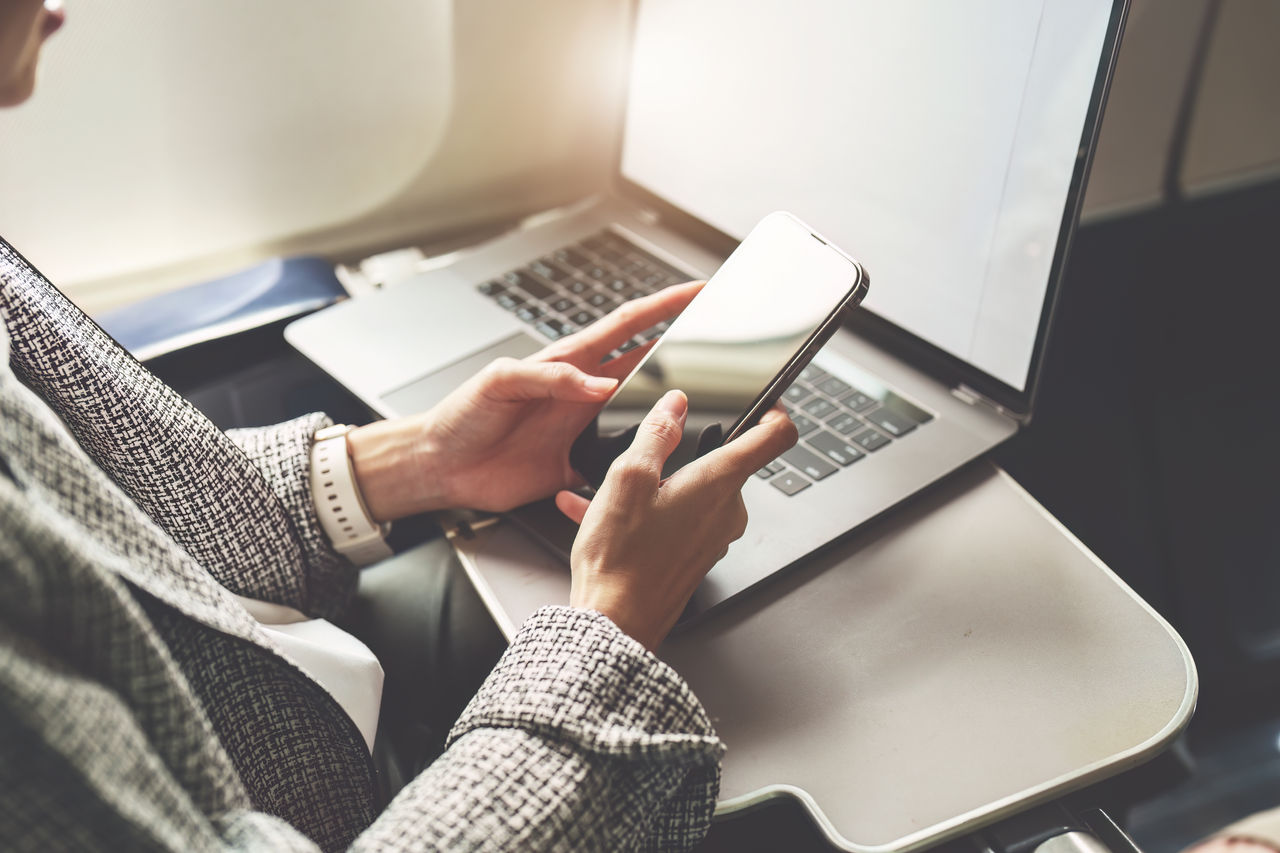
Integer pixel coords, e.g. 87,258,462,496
570,281,703,361
611,390,688,483
478,358,617,403
555,490,591,524
693,406,798,486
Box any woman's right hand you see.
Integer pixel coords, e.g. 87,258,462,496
555,390,798,650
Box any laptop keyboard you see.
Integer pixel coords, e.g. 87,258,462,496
475,230,691,356
758,363,934,496
476,228,933,496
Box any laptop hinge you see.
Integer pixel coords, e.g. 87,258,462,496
951,383,1027,424
634,205,661,226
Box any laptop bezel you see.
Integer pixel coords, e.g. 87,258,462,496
609,0,1130,422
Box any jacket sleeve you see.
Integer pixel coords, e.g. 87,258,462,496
355,606,724,852
1,603,722,853
0,627,316,853
0,483,321,853
0,245,357,621
225,413,359,619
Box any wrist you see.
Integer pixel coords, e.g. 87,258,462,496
570,577,659,651
346,416,449,521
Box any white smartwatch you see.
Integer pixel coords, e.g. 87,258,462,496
309,424,393,566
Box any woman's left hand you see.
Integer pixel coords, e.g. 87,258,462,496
346,281,703,521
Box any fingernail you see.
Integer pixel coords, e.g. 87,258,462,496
584,376,617,394
657,389,688,425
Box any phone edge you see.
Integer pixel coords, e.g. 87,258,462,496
720,259,871,447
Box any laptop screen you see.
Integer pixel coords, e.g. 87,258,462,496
621,0,1116,393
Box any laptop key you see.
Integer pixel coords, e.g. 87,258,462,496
651,261,691,282
798,364,827,383
530,260,566,281
806,431,866,466
607,278,629,293
781,446,837,481
535,318,575,340
827,412,862,435
788,413,820,437
801,396,839,420
506,272,554,301
755,460,786,479
770,471,812,496
477,280,504,296
550,296,575,313
783,384,810,404
566,278,590,295
865,406,917,437
841,389,877,412
816,376,851,397
554,248,591,268
569,309,597,326
516,305,545,323
494,292,524,311
587,291,617,309
851,427,891,452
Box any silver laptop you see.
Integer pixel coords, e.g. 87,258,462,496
287,0,1129,617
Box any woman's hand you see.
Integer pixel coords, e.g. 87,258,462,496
346,282,704,521
556,390,798,650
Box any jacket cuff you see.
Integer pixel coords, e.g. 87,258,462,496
449,605,724,763
226,413,357,619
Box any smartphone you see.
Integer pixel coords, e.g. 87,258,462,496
572,211,869,487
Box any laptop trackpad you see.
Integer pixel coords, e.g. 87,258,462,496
380,333,544,416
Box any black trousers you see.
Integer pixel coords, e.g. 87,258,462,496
343,534,508,806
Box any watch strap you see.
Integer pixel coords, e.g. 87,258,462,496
310,424,393,566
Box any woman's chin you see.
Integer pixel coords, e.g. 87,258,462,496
0,65,38,108
1,3,64,108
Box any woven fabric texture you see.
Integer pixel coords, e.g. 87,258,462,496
0,237,722,851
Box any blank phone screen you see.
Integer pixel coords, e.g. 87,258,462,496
594,212,862,477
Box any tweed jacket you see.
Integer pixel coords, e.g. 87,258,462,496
0,238,724,852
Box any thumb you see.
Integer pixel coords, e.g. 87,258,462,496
555,490,591,524
617,390,688,480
